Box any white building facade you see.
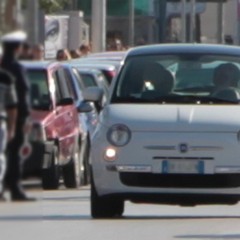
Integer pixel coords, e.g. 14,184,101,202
201,0,239,44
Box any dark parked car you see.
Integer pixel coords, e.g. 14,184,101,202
76,67,109,100
61,63,101,184
69,60,117,84
87,51,126,62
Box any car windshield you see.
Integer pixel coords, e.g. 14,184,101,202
112,54,240,104
80,73,97,87
27,69,51,110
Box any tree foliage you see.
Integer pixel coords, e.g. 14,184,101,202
39,0,70,13
22,0,70,14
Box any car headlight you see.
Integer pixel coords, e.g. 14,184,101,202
107,124,131,147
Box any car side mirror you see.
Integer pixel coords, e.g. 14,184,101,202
57,97,74,106
77,101,93,113
83,87,104,103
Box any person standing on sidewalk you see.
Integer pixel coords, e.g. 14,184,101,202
0,69,18,200
32,44,45,61
1,31,33,201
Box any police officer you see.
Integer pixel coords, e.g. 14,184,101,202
0,69,18,200
1,31,32,201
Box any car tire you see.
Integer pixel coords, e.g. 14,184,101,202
91,171,124,219
62,144,81,189
42,146,60,190
82,138,90,185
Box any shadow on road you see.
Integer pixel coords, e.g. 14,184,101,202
123,215,240,220
42,196,89,202
0,214,91,221
22,179,91,191
175,234,240,239
0,214,240,222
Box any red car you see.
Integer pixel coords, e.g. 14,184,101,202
22,61,89,189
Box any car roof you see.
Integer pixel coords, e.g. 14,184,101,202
75,67,102,75
68,57,121,68
83,57,123,62
21,60,60,69
127,44,240,57
61,62,73,68
88,51,126,59
68,61,116,71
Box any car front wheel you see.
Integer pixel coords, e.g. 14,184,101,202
91,172,124,218
42,146,60,190
62,144,81,188
81,137,90,185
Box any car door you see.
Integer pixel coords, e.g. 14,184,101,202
53,67,79,164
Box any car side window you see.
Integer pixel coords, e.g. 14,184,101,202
52,71,61,104
80,73,97,88
62,68,78,100
56,67,72,99
72,68,85,90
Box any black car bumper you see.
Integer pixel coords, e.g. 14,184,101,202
23,141,54,177
102,193,240,206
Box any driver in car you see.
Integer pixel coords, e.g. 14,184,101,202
212,63,240,101
142,63,174,99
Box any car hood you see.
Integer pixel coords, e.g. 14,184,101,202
101,104,240,132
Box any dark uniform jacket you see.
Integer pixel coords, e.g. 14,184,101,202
0,69,18,119
1,56,30,127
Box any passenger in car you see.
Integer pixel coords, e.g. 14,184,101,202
213,63,240,91
141,63,174,99
212,63,240,101
30,84,40,105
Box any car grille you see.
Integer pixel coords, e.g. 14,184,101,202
120,173,240,188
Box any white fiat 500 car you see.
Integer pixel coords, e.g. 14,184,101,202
85,44,240,218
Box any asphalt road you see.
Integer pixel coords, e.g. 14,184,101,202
0,182,240,240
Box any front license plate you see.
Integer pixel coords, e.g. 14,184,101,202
162,160,204,174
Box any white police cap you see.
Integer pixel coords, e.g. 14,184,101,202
1,30,27,43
